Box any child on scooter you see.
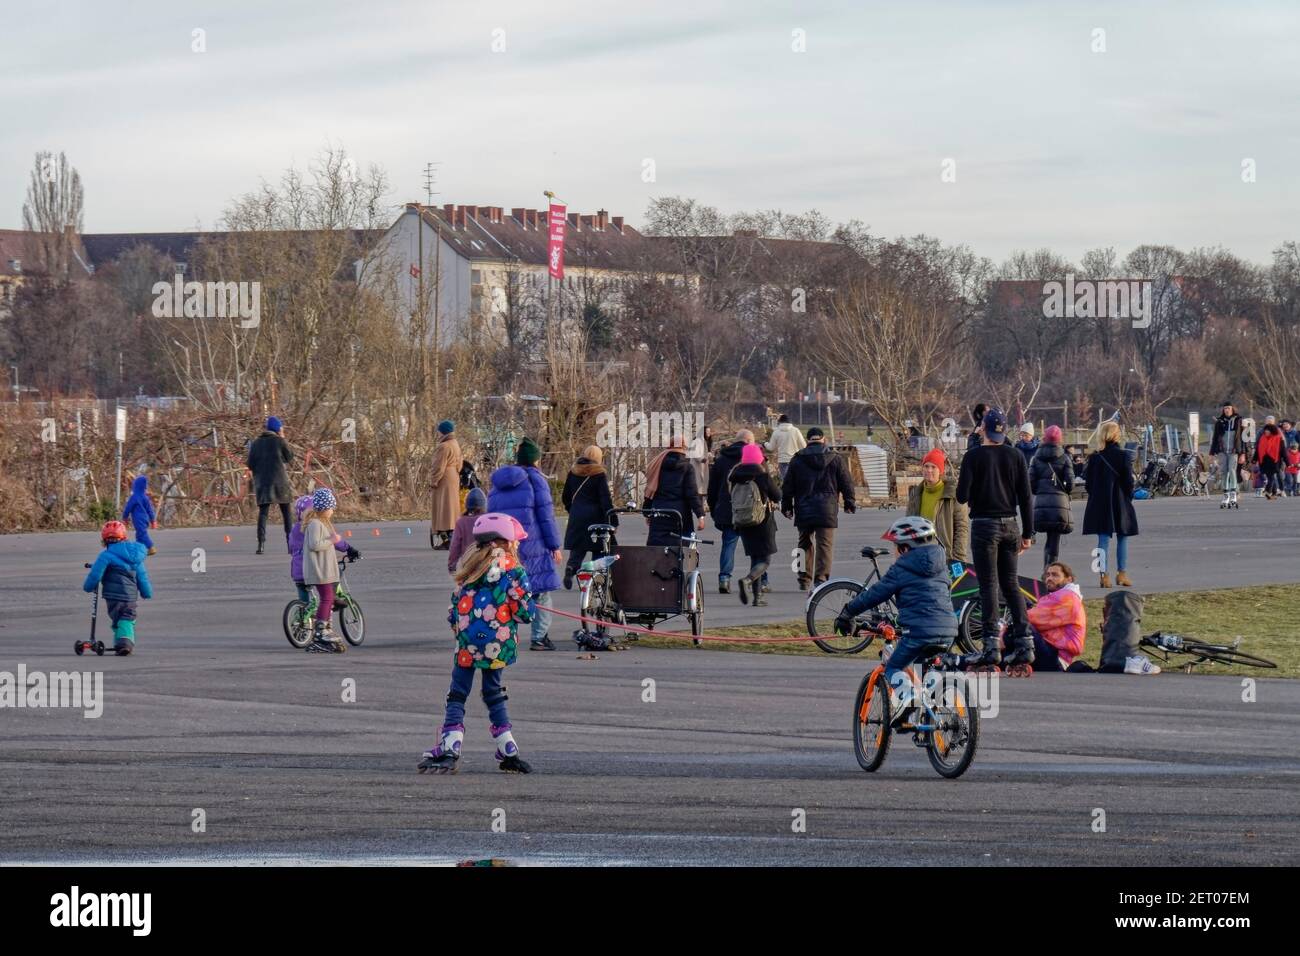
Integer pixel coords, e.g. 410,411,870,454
83,520,153,655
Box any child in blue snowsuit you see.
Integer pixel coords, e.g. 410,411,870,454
83,520,153,655
122,475,157,555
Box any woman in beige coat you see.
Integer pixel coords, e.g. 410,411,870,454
430,420,463,550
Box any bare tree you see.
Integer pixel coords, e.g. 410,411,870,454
21,151,85,280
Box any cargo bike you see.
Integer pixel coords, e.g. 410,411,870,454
574,507,712,649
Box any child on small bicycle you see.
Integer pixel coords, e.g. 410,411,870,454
834,517,958,712
300,488,352,654
288,493,357,610
419,513,535,775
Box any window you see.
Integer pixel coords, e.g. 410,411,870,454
471,269,481,284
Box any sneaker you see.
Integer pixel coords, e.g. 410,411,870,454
529,637,556,651
113,639,134,656
146,547,158,556
1124,654,1161,675
718,578,731,595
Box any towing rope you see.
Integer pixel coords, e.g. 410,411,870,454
545,604,841,645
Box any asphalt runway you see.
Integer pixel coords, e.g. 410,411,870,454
1,497,1298,865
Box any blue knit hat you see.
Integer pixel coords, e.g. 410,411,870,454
311,488,337,511
266,416,283,433
437,420,454,435
465,487,487,513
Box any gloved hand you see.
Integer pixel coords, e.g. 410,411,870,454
346,546,361,560
843,503,857,514
834,611,855,636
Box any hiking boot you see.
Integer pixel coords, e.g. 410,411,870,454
1099,573,1111,589
1115,570,1132,587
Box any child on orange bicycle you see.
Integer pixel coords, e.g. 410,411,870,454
834,516,958,711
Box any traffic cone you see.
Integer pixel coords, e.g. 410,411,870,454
372,528,381,536
223,535,231,543
345,529,352,538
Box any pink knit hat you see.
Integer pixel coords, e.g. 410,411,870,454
1044,425,1063,445
740,442,765,466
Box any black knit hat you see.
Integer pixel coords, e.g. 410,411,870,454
516,437,541,466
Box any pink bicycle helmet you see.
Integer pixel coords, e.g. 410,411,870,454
472,512,528,543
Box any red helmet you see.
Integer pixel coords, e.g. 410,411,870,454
101,520,128,543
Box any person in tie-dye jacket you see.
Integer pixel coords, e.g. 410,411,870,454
1026,561,1087,670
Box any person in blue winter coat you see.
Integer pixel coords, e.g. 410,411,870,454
835,516,958,709
83,520,153,655
122,474,157,555
487,437,563,651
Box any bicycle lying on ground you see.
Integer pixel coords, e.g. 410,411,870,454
1139,632,1276,673
283,554,365,649
852,628,980,779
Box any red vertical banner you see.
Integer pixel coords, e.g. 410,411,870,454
548,202,567,280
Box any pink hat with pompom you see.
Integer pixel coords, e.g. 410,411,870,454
740,443,765,466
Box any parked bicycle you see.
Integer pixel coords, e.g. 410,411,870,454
1139,632,1276,673
852,633,980,779
283,553,365,649
805,546,900,654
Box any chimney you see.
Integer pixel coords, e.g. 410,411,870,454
512,207,527,225
596,209,609,230
443,203,455,220
464,205,479,223
611,216,624,232
568,213,580,231
477,206,492,222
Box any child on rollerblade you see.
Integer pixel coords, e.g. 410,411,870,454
82,520,153,655
834,517,959,714
419,513,535,774
301,488,347,653
122,475,158,555
288,494,357,608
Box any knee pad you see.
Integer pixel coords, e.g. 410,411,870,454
483,686,509,707
445,689,468,706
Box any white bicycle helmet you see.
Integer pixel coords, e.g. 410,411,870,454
882,516,937,545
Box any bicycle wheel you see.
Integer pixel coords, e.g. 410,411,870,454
283,600,313,649
1181,643,1276,669
956,600,1008,654
690,586,704,647
339,597,365,646
926,673,979,779
807,580,874,654
852,669,892,772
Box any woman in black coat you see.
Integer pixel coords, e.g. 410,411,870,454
1029,424,1074,571
643,439,705,546
246,417,293,554
728,443,781,607
1082,421,1139,588
561,445,617,589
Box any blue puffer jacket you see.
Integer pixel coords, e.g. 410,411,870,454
83,540,154,603
842,542,957,639
488,465,562,593
122,475,155,532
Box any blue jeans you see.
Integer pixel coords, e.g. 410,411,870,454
1095,533,1129,573
717,527,769,586
884,634,950,686
530,591,553,643
444,662,509,726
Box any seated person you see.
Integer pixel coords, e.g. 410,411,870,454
1025,561,1085,670
835,517,958,710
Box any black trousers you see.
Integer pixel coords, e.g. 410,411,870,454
1042,530,1062,569
258,501,292,544
969,517,1028,646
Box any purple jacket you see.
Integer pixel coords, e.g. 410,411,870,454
288,520,347,583
488,464,562,593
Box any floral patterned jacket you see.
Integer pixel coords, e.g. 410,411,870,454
448,550,534,669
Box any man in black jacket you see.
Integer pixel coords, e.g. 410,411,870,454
955,406,1035,669
706,429,754,593
780,427,856,589
247,416,294,555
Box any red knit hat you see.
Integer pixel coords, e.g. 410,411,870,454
922,448,946,472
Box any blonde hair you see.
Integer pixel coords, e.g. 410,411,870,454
453,538,519,587
1089,420,1122,451
301,508,336,536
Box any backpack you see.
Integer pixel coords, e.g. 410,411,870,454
729,470,767,529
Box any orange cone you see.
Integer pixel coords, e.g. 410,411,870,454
345,529,352,538
372,528,381,536
223,534,231,543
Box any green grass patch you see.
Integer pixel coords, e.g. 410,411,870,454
637,583,1299,677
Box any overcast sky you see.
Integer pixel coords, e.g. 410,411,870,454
4,0,1297,264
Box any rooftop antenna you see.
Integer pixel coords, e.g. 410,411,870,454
423,162,441,206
